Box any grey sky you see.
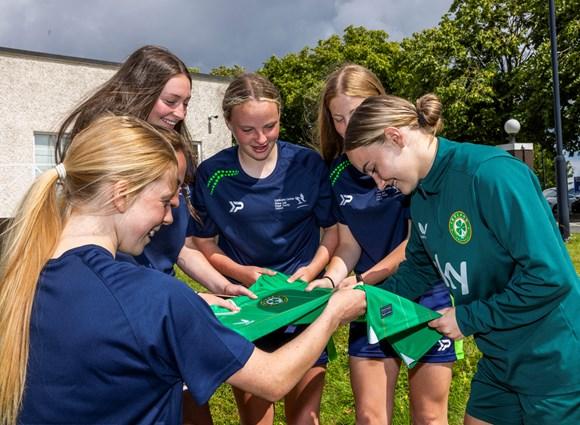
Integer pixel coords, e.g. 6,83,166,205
0,0,453,72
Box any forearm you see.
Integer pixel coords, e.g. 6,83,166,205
177,241,230,293
301,225,338,279
192,236,248,283
228,306,340,401
360,239,407,285
322,224,361,284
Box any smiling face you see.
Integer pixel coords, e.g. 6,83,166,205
147,74,192,129
227,100,280,163
116,169,179,255
346,129,422,195
329,94,366,139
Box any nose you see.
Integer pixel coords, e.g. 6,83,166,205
372,175,387,191
336,121,347,139
170,191,180,209
163,206,174,226
174,103,186,120
256,130,268,144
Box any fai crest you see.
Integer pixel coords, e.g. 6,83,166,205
448,211,472,244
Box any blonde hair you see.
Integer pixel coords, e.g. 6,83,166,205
316,64,386,162
0,115,177,425
222,73,282,121
344,94,444,151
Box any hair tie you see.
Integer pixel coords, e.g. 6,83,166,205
417,111,427,127
55,163,67,181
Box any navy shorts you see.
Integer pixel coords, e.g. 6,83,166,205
348,281,458,363
254,324,328,366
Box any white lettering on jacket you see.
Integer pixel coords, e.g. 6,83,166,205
434,254,469,295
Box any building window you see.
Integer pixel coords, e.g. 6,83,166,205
34,132,58,175
192,141,202,165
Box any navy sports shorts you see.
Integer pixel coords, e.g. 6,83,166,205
348,281,458,363
254,324,328,366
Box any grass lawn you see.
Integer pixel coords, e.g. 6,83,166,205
177,235,580,424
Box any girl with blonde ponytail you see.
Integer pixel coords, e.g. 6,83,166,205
345,93,580,425
0,114,365,424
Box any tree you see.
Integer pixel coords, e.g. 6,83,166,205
260,26,399,145
210,65,246,78
394,0,540,145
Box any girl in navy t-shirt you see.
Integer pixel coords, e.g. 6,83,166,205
0,115,365,424
193,73,337,425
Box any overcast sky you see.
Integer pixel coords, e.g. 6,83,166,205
0,0,453,73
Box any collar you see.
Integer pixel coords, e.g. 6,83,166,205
415,137,454,197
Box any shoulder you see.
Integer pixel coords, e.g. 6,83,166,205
444,139,517,179
279,141,326,170
329,154,354,185
197,147,239,178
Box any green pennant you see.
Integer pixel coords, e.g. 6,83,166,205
210,273,443,367
358,284,443,368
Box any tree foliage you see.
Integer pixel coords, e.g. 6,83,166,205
210,64,246,78
246,0,578,183
260,26,398,145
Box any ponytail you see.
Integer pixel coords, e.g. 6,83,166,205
0,169,63,425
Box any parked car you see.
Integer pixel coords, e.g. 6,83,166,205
542,187,580,216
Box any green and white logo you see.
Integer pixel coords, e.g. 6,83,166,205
448,211,472,244
260,295,288,306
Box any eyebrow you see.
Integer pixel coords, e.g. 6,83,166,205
163,93,191,100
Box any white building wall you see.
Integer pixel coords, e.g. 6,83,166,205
0,48,231,218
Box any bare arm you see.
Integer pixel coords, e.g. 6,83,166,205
288,224,338,283
192,236,275,287
307,220,410,290
226,286,366,401
177,237,256,298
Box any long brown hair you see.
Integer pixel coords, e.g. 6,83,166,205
55,45,192,162
0,115,178,425
316,64,385,163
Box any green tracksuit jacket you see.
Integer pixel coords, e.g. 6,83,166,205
382,137,580,395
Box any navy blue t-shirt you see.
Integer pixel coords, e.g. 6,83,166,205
329,155,409,273
193,141,336,274
20,245,254,424
134,191,194,275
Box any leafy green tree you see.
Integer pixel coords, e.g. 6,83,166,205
260,26,398,145
210,65,246,78
394,0,539,145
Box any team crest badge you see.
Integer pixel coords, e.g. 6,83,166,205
260,295,288,306
448,211,472,244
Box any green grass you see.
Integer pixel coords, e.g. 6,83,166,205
177,235,580,424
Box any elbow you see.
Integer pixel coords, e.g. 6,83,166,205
257,374,292,402
263,376,289,402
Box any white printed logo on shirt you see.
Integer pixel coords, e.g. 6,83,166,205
339,194,353,206
274,193,308,210
229,201,244,213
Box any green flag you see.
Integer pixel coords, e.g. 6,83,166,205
210,273,332,342
359,284,442,368
211,273,443,367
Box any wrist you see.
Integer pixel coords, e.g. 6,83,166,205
322,275,335,288
355,273,364,284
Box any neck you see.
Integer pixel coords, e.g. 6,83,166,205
53,212,117,259
417,134,439,180
238,142,278,179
